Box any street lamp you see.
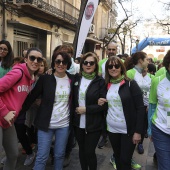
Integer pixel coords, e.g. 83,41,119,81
135,39,139,52
123,26,127,54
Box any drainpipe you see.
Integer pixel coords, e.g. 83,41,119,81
2,1,7,40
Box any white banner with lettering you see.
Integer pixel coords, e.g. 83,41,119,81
75,0,99,58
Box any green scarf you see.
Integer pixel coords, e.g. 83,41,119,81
110,75,124,84
166,71,170,81
82,71,96,80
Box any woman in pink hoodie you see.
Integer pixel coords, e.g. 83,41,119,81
0,47,43,170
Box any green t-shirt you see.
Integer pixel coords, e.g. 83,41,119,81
149,72,170,134
98,58,107,78
0,67,11,78
155,67,166,77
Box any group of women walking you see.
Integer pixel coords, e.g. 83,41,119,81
0,39,170,170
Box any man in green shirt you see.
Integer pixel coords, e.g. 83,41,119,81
98,42,118,78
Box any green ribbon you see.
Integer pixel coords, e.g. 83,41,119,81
110,75,124,84
82,71,96,80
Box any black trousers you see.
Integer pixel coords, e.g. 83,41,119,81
74,127,101,170
14,123,33,155
65,126,75,156
108,132,136,170
140,106,148,144
26,125,37,145
101,112,108,140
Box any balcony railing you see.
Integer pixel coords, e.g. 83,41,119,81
110,9,117,17
6,0,79,25
100,0,112,9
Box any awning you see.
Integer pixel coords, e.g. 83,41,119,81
7,20,53,33
86,37,103,44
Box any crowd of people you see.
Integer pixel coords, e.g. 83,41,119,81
0,39,169,170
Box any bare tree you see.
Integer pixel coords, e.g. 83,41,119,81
116,20,140,54
101,0,142,56
154,1,170,34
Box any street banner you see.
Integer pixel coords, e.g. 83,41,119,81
75,0,99,58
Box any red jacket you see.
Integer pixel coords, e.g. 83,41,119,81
0,63,34,128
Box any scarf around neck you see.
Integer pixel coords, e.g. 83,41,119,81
110,75,124,84
134,65,143,74
82,71,96,80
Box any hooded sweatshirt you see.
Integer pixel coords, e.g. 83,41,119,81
0,63,34,128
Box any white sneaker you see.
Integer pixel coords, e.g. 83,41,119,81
24,152,35,166
1,156,6,165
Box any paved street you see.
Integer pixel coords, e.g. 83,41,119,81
0,138,157,170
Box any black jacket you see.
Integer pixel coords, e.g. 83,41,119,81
73,74,107,133
113,79,145,135
21,72,75,132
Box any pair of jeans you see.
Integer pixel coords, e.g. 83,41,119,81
34,126,69,170
108,132,136,170
0,125,18,170
152,123,170,170
74,127,101,170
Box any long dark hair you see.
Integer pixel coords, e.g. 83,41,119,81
0,40,14,69
25,47,43,75
126,51,147,70
163,50,170,71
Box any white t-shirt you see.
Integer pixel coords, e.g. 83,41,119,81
67,58,80,75
49,75,70,129
133,69,151,106
106,83,127,134
142,74,152,106
152,77,170,134
78,77,92,128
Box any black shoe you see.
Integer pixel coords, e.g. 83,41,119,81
72,138,77,148
153,152,157,163
51,156,54,166
50,146,54,166
144,133,148,138
137,144,144,154
98,137,108,149
63,155,70,167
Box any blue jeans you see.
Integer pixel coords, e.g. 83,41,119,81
152,124,170,170
34,126,69,170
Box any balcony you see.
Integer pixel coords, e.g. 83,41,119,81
100,0,112,10
5,0,80,31
110,9,117,17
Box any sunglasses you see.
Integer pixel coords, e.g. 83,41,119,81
0,47,8,52
83,61,95,66
29,55,43,63
55,59,68,65
108,48,116,51
108,64,120,69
